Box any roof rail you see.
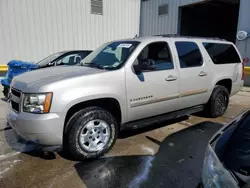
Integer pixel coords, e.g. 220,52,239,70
154,34,180,37
154,34,226,41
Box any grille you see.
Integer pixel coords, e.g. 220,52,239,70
11,88,21,97
10,88,21,112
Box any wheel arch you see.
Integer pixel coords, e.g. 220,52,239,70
63,97,123,134
214,78,232,94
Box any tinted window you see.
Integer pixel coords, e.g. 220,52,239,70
137,42,173,71
175,42,203,68
203,43,241,64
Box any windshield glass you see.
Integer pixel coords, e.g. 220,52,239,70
80,41,140,70
37,52,65,66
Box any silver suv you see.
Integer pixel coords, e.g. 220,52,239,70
7,36,244,160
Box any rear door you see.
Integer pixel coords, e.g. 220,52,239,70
173,41,211,110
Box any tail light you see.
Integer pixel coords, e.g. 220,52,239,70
242,57,249,80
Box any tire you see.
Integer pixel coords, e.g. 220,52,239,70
65,107,118,160
205,85,229,118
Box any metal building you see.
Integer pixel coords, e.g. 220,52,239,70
0,0,141,64
140,0,250,66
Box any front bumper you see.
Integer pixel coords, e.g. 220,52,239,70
7,109,64,146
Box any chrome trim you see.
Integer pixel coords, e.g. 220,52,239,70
181,89,208,97
130,94,180,107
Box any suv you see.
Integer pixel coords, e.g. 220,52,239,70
7,36,244,160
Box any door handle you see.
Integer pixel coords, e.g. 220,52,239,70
166,75,177,81
198,71,207,77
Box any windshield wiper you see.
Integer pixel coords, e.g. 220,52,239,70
81,62,105,70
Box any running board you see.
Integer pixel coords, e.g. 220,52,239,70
121,105,204,130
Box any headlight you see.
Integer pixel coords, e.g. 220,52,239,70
202,145,239,188
23,93,52,113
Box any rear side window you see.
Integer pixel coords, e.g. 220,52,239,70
175,42,203,68
203,43,241,64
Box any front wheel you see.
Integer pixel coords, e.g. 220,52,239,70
205,85,229,118
65,107,118,160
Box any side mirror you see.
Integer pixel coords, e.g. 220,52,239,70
133,63,156,74
133,59,142,74
133,64,142,74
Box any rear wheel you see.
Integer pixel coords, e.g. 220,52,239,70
205,85,229,118
65,107,118,160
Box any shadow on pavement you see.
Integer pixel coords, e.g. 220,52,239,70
74,121,222,188
118,116,189,139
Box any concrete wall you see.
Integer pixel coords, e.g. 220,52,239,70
0,0,141,64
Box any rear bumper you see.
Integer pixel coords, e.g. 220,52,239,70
7,109,64,146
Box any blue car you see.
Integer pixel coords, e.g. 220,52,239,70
1,50,92,98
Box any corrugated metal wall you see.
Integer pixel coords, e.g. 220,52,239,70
140,0,203,36
140,0,249,64
0,0,141,64
236,0,250,66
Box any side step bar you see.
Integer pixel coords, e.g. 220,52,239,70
121,105,204,130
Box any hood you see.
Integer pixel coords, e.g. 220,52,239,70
11,65,105,92
8,60,38,69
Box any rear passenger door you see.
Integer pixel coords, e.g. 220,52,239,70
174,41,211,110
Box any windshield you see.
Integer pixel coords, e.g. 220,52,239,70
37,52,65,66
80,41,140,70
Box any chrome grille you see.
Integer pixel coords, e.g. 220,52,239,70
10,87,21,112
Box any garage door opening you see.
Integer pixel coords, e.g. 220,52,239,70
179,0,240,43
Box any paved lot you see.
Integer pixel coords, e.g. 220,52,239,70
0,86,250,188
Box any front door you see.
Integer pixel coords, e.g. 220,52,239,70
173,41,211,110
126,41,180,122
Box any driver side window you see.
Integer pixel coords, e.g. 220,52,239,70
136,42,173,71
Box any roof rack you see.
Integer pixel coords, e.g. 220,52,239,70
153,34,226,41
